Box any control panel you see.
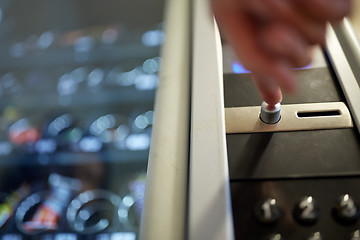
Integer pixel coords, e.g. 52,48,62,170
224,43,360,239
231,178,360,240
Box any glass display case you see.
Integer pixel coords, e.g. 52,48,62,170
0,0,165,239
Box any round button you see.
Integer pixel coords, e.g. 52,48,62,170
307,232,322,240
293,196,320,225
260,102,281,124
255,198,282,224
332,194,359,225
266,234,283,240
350,230,360,240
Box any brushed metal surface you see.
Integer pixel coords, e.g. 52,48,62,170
225,102,353,133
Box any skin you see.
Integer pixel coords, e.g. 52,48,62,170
212,0,352,105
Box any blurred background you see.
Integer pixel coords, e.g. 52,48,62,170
0,0,165,239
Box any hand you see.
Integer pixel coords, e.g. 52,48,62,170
212,0,352,105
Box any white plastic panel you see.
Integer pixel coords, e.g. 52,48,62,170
188,0,234,239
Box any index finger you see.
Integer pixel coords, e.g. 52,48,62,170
213,5,298,93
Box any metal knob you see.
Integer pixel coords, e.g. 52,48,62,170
254,198,282,224
260,102,281,124
293,196,320,225
351,230,360,240
307,232,323,240
267,234,283,240
332,194,359,225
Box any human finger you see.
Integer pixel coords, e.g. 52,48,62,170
260,0,327,45
243,0,273,22
213,2,297,93
252,74,283,105
295,0,352,21
259,23,311,68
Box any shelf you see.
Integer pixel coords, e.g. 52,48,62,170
0,44,160,70
0,149,149,167
5,87,156,111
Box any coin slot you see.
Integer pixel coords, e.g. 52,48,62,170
297,110,341,118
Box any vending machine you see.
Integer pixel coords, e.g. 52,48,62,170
1,0,359,240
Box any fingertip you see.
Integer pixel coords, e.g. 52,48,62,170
275,61,298,93
261,90,283,105
252,75,283,105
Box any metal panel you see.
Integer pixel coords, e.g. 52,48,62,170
226,102,353,134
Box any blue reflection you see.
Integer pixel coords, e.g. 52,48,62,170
232,61,312,74
296,64,312,70
74,36,94,52
114,125,130,141
35,139,57,154
71,67,88,83
87,68,104,87
102,28,119,44
143,58,159,74
0,141,12,155
142,30,164,47
9,43,25,58
2,234,22,240
110,232,136,240
79,136,102,152
57,74,78,95
232,62,250,74
37,31,54,49
90,114,116,136
125,133,150,151
48,114,73,136
53,233,77,240
134,115,148,130
9,118,30,134
2,72,16,88
134,74,158,90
